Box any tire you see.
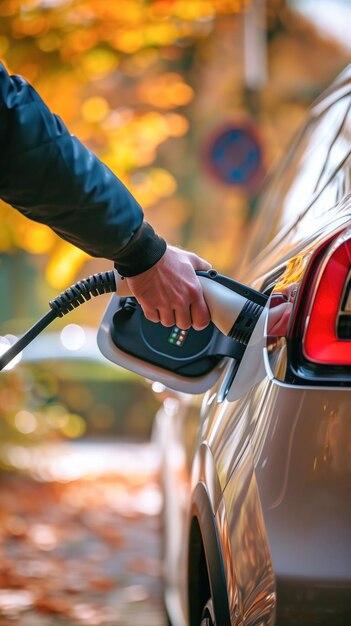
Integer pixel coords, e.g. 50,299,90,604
200,598,215,626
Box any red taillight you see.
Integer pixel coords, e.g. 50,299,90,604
303,231,351,365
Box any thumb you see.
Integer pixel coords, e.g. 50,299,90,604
189,253,212,271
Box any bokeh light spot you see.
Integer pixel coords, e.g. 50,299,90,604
80,48,118,79
60,413,86,438
14,410,37,434
60,324,86,351
82,96,109,123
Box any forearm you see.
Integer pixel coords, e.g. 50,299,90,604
0,63,165,273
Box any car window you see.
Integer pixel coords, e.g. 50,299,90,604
245,94,351,262
314,102,351,192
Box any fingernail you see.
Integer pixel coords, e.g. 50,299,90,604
193,324,209,331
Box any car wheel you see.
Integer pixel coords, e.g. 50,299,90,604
200,598,215,626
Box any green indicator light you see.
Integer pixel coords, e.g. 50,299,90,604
169,338,174,343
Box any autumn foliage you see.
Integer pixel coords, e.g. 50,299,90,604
0,1,348,288
0,0,246,288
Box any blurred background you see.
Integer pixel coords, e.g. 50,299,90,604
0,1,350,624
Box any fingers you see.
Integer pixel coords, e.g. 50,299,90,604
142,305,176,328
189,294,211,331
187,252,212,272
167,246,212,272
141,306,160,325
143,299,209,331
140,284,210,331
173,307,192,331
159,309,177,328
143,308,209,331
144,293,209,331
126,246,212,331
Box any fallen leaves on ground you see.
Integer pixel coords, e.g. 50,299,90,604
0,450,166,626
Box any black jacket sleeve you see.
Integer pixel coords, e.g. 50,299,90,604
0,62,166,276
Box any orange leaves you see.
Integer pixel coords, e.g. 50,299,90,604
1,0,244,59
0,458,165,624
138,72,194,108
34,596,75,615
76,48,119,78
45,243,90,290
0,0,248,289
81,96,109,123
102,110,188,177
113,29,145,54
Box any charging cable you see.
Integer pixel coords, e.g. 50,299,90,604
0,271,116,372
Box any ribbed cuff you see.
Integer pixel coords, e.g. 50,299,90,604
113,222,167,277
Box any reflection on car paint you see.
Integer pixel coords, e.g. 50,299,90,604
223,446,276,626
216,498,241,624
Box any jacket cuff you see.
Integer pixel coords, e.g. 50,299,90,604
114,222,167,277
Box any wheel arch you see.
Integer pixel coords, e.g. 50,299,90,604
188,481,231,626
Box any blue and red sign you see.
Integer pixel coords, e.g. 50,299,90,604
203,122,264,191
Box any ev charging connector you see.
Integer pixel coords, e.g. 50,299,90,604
98,269,268,394
0,269,268,396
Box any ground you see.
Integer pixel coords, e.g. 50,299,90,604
0,442,167,626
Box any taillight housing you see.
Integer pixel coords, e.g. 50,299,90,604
302,230,351,366
266,226,351,385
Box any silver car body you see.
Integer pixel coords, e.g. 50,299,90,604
154,67,351,626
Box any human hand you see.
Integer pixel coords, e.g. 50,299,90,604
125,245,212,330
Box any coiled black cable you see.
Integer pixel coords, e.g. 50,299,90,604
0,271,116,371
49,271,116,316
